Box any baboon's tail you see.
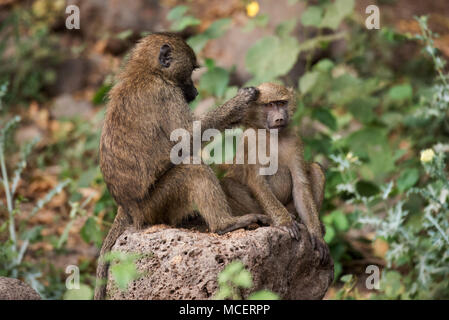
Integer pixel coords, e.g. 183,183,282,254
94,206,131,300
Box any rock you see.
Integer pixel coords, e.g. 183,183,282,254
105,223,333,300
0,277,41,300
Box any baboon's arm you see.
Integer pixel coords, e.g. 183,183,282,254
196,87,258,132
290,151,331,264
288,140,323,239
246,166,294,227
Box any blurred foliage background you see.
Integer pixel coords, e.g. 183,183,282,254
1,0,449,299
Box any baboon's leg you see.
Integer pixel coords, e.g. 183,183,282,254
287,162,326,233
94,206,132,300
220,177,263,216
139,164,270,233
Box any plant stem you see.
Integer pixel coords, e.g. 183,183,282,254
0,150,16,250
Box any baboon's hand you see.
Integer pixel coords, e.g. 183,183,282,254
237,87,259,103
277,220,301,241
216,214,271,235
310,235,330,266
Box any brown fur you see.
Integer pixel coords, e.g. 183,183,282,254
221,82,330,264
95,33,270,299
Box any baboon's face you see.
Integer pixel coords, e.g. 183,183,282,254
158,42,199,103
179,77,198,103
263,100,289,130
126,33,200,103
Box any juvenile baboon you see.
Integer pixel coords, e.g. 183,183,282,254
220,82,330,264
95,33,269,299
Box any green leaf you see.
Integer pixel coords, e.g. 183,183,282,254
204,18,232,38
275,19,297,38
322,213,333,225
57,220,74,249
21,225,43,242
381,112,404,128
116,30,133,40
199,65,230,98
334,261,342,280
218,271,230,285
233,269,253,288
356,180,380,197
77,167,98,188
301,6,323,27
63,284,93,300
167,5,188,21
381,271,404,298
297,32,347,55
204,58,215,69
218,260,244,285
173,16,201,32
224,86,238,101
365,145,396,181
347,97,378,124
111,260,139,291
388,84,413,101
331,210,349,232
0,115,20,151
187,18,231,53
396,168,419,192
340,274,353,283
345,127,388,158
320,0,355,30
314,59,334,72
187,37,209,54
225,260,244,275
80,217,103,247
312,107,337,130
248,290,280,300
214,284,232,299
167,5,201,32
299,71,319,94
329,75,379,106
246,36,300,82
92,84,112,105
104,250,142,263
324,225,336,243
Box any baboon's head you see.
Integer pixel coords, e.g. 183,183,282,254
245,82,295,131
127,32,199,102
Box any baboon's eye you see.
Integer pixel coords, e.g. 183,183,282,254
277,100,288,107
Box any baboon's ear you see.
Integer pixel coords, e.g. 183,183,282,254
159,44,172,68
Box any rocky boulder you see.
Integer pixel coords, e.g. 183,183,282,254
105,223,334,300
0,277,41,300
